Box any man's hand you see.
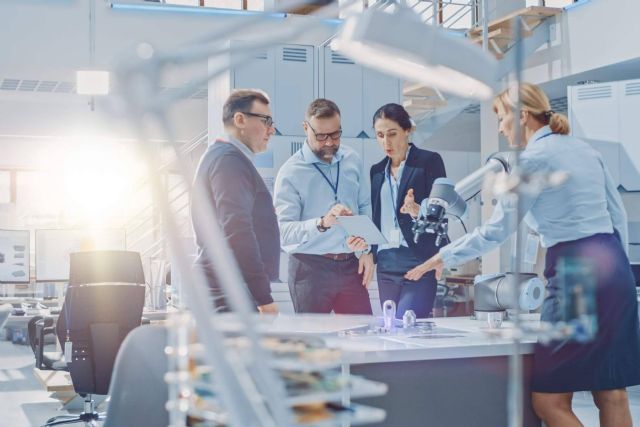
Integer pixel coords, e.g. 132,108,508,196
257,302,279,314
400,188,420,219
358,253,375,288
404,253,444,281
346,236,368,252
321,203,353,229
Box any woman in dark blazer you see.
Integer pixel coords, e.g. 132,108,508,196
349,103,446,318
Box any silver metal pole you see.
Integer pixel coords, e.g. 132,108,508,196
432,0,438,25
481,0,489,52
507,15,525,427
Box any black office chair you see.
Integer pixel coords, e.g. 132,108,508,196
27,251,146,427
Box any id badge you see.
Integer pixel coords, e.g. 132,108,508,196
64,341,73,363
524,232,540,265
389,228,402,248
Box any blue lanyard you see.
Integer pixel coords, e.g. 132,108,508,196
386,162,400,228
313,162,340,203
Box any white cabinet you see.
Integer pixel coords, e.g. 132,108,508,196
231,40,276,103
231,42,316,137
274,45,316,136
321,47,401,138
362,67,403,138
340,137,364,161
568,80,640,191
618,80,640,191
362,137,385,173
569,82,619,142
322,49,364,138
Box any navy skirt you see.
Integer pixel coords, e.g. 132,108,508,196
532,233,640,393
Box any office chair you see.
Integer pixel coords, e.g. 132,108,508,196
27,251,146,427
29,250,147,370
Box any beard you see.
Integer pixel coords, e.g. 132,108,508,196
312,144,339,161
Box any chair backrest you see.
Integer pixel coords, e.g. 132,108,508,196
56,284,145,395
56,250,147,362
103,325,169,427
69,251,145,286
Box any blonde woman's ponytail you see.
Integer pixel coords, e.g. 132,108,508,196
548,111,570,135
493,83,571,136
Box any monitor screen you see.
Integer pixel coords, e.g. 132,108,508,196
35,229,126,282
0,229,30,283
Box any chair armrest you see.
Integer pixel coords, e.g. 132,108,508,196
27,316,45,369
28,316,60,369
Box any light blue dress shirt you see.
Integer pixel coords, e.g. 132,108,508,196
439,125,629,268
377,146,412,252
274,141,371,254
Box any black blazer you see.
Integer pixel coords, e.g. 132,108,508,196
191,142,280,307
370,144,446,262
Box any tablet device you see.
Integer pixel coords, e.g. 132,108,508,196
336,215,388,245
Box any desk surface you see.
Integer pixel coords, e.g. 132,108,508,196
4,306,178,328
6,310,538,365
328,316,537,364
208,313,538,364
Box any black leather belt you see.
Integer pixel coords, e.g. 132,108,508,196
320,253,354,261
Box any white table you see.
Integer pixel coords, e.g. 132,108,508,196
252,313,541,427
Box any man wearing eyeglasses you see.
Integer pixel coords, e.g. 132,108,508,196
191,89,279,314
274,98,374,314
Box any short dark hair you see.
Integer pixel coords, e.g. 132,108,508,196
222,89,270,126
305,98,341,120
372,103,413,131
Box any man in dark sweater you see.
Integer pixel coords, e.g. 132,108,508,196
191,89,279,313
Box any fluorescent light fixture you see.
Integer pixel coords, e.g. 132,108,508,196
332,6,499,100
76,70,110,95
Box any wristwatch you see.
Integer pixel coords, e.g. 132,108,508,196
316,216,329,232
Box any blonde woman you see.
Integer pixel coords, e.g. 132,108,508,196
403,82,640,427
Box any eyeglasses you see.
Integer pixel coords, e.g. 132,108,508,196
241,111,274,128
305,121,342,142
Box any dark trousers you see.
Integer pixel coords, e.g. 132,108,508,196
288,254,372,314
376,246,437,319
193,263,257,313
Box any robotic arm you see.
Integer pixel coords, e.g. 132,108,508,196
412,152,511,245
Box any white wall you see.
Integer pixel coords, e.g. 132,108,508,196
0,1,335,143
0,92,207,146
523,0,640,87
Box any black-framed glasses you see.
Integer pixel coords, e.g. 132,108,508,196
305,121,342,142
241,111,274,128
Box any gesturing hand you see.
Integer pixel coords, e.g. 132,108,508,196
400,188,420,219
404,253,445,281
